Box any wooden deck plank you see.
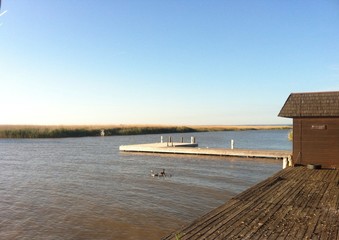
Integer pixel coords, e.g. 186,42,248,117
266,180,312,239
323,169,336,182
172,199,241,239
183,199,264,239
282,179,307,207
315,182,332,209
231,203,284,240
308,182,329,209
275,204,308,239
320,182,334,210
265,205,294,240
162,167,339,240
265,178,302,206
248,184,312,240
303,208,322,239
318,210,330,240
268,180,314,239
294,179,317,209
285,206,313,239
224,202,268,239
233,176,287,203
230,178,304,239
207,202,273,239
192,176,299,239
328,183,339,211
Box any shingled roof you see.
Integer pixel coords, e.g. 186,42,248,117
278,91,339,118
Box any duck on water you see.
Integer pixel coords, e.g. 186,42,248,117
150,169,171,177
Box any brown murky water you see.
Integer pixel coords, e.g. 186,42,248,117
0,130,290,239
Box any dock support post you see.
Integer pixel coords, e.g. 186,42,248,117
283,157,287,169
161,136,163,143
191,136,195,144
231,139,234,149
169,136,173,147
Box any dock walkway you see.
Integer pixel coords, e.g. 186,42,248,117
163,166,339,240
119,143,291,159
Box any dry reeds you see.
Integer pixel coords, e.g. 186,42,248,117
0,125,291,138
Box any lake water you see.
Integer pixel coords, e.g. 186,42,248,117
0,130,291,239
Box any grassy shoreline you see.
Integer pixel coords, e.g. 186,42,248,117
0,125,291,139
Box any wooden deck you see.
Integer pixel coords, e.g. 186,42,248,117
119,143,291,159
163,166,339,240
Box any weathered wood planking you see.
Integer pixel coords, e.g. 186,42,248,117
163,167,339,240
119,143,291,159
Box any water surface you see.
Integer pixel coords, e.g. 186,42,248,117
0,130,291,239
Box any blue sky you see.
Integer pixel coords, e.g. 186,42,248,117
0,1,338,125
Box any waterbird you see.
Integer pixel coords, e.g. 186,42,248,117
150,169,172,178
150,170,159,177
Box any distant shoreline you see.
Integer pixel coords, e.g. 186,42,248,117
0,125,291,139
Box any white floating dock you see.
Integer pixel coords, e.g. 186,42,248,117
119,143,291,159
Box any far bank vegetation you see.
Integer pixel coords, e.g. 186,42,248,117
0,125,291,139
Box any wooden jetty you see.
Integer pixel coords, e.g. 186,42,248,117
119,143,291,160
163,166,339,240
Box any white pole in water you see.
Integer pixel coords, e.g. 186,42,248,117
283,158,287,169
231,139,234,149
161,136,163,143
191,136,195,144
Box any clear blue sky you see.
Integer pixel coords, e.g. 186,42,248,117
1,1,338,125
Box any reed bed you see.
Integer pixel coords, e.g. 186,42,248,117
0,125,291,139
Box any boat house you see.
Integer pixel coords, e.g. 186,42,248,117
279,91,339,169
163,91,339,239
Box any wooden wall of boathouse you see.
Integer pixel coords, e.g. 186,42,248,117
293,117,339,168
279,91,339,169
